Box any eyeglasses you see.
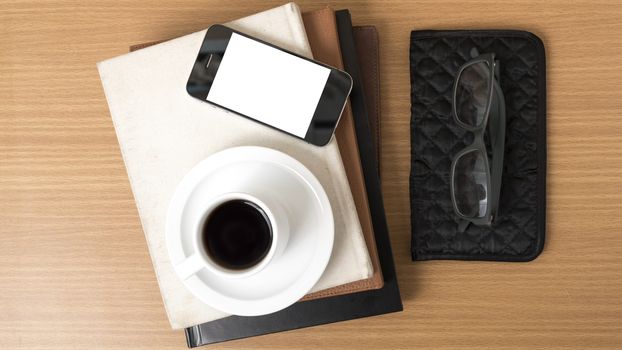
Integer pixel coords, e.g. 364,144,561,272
450,48,506,232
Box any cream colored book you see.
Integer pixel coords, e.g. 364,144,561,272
97,3,372,329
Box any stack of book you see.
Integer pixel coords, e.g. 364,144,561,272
98,3,401,347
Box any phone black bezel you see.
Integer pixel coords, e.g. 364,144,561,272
186,24,353,146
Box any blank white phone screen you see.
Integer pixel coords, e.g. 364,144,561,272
206,33,331,138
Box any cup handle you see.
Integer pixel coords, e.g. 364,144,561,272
174,254,204,280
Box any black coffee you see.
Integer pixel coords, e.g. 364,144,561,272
202,200,272,270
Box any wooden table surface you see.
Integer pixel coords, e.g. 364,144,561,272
2,1,622,349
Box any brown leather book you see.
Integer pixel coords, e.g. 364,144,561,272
353,26,381,177
299,8,383,300
129,8,384,300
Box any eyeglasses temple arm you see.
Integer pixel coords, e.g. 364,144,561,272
488,78,506,222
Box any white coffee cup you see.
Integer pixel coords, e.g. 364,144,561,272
173,192,289,280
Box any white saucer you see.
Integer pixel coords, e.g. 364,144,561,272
165,146,334,316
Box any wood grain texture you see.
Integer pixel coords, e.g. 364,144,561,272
1,1,621,349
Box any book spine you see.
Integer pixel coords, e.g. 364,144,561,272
185,327,200,348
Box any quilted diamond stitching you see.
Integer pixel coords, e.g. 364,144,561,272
410,32,543,260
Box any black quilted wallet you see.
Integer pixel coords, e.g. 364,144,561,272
409,30,546,261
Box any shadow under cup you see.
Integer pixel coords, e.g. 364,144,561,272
199,199,274,272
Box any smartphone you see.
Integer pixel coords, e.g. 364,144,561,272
186,25,353,146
